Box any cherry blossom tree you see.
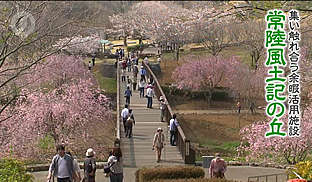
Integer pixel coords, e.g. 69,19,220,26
171,55,240,105
53,35,101,56
0,55,113,161
238,109,312,164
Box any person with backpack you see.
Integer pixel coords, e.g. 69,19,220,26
125,109,135,138
152,127,165,162
83,148,96,182
169,114,179,146
121,104,129,133
47,145,77,182
107,147,124,182
124,86,132,105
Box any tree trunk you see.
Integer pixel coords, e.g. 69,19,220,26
176,45,180,61
123,36,127,46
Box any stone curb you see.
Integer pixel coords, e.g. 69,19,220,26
27,162,108,172
195,161,295,170
28,161,295,172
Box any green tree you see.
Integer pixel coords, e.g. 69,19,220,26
0,157,34,182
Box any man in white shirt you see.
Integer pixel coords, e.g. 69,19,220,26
121,104,129,134
146,85,155,108
169,114,179,146
47,145,76,182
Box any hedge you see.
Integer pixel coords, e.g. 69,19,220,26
151,178,237,182
161,86,228,101
135,166,205,182
127,44,148,52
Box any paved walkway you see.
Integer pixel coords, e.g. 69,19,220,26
32,165,287,182
119,66,184,168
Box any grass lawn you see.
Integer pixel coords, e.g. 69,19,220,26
93,72,116,93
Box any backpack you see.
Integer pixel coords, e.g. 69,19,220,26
85,158,94,172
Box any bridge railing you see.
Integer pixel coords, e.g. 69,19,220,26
115,66,121,147
142,61,195,164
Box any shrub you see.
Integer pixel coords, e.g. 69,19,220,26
127,44,147,52
152,178,237,182
0,157,34,182
135,166,205,182
288,161,312,180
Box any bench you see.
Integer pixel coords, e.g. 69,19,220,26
190,47,205,52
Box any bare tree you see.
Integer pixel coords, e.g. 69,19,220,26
0,1,99,116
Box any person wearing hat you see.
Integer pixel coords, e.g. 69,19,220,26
139,66,146,82
146,84,155,108
47,145,77,182
152,127,166,162
159,96,166,122
209,153,227,179
83,148,96,182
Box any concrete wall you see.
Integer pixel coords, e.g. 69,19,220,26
100,63,116,78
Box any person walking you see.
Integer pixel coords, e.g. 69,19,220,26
209,153,227,179
159,96,166,122
66,152,82,182
124,86,132,105
125,109,135,138
47,145,77,182
88,61,92,71
249,101,255,115
139,66,146,82
147,75,154,85
121,104,129,133
132,76,137,91
146,84,155,108
92,56,95,66
127,58,132,72
108,147,124,182
133,65,138,78
152,127,165,162
83,148,96,182
138,78,146,98
237,101,241,113
169,114,179,146
121,69,126,82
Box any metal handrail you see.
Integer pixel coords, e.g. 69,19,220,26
247,172,289,182
247,171,304,182
116,65,120,144
142,61,195,164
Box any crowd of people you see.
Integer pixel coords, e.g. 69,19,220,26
47,145,124,182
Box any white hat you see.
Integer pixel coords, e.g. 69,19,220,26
157,127,163,132
141,66,144,68
86,148,94,157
